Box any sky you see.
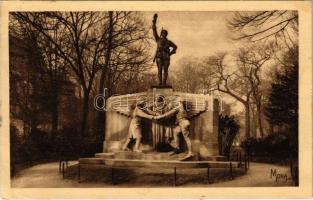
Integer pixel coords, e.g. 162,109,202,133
141,12,246,113
141,11,242,68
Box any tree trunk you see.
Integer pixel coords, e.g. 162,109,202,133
269,123,274,134
23,119,27,139
51,37,60,133
245,103,251,138
251,105,257,138
51,93,59,133
96,11,114,138
256,103,265,137
81,90,90,137
51,108,58,132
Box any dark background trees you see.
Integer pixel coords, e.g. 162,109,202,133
265,45,298,155
9,11,153,171
11,11,151,137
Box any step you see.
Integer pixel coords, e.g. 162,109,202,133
79,157,240,169
95,151,226,161
96,151,195,161
95,152,115,159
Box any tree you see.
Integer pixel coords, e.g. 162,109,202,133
172,58,200,93
171,57,214,93
115,71,158,94
95,11,151,136
9,32,52,136
228,11,298,47
218,114,240,156
208,53,252,138
265,45,299,184
104,12,151,94
265,45,298,149
12,12,119,136
236,45,272,137
11,11,151,138
40,31,69,132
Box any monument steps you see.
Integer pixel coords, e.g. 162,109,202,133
95,151,227,161
79,157,240,169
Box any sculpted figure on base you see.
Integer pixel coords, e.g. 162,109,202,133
155,100,194,160
121,98,196,160
152,13,177,86
122,103,155,152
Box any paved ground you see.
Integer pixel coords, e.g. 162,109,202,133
11,161,294,187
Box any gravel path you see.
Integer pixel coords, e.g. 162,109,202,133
11,161,294,187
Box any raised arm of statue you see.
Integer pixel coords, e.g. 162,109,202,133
152,13,159,41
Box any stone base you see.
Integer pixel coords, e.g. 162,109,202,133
148,86,174,95
103,140,154,153
199,143,220,157
79,157,239,169
104,140,221,160
96,151,200,161
98,149,225,161
150,85,173,89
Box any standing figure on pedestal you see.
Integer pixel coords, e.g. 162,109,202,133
122,103,155,152
152,13,177,86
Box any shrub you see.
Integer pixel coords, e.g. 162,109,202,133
241,132,290,158
218,114,240,156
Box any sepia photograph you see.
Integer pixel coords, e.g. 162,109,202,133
0,1,312,199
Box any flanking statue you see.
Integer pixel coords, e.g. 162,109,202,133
154,99,194,160
122,102,155,152
152,13,177,86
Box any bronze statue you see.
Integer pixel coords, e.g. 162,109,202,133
122,102,155,152
152,13,177,86
118,96,202,159
155,100,194,160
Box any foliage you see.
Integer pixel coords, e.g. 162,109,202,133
265,47,298,127
9,35,52,133
218,114,240,156
241,132,290,158
265,45,298,157
10,125,103,167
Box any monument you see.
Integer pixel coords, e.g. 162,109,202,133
102,13,221,161
79,14,228,175
77,14,244,185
